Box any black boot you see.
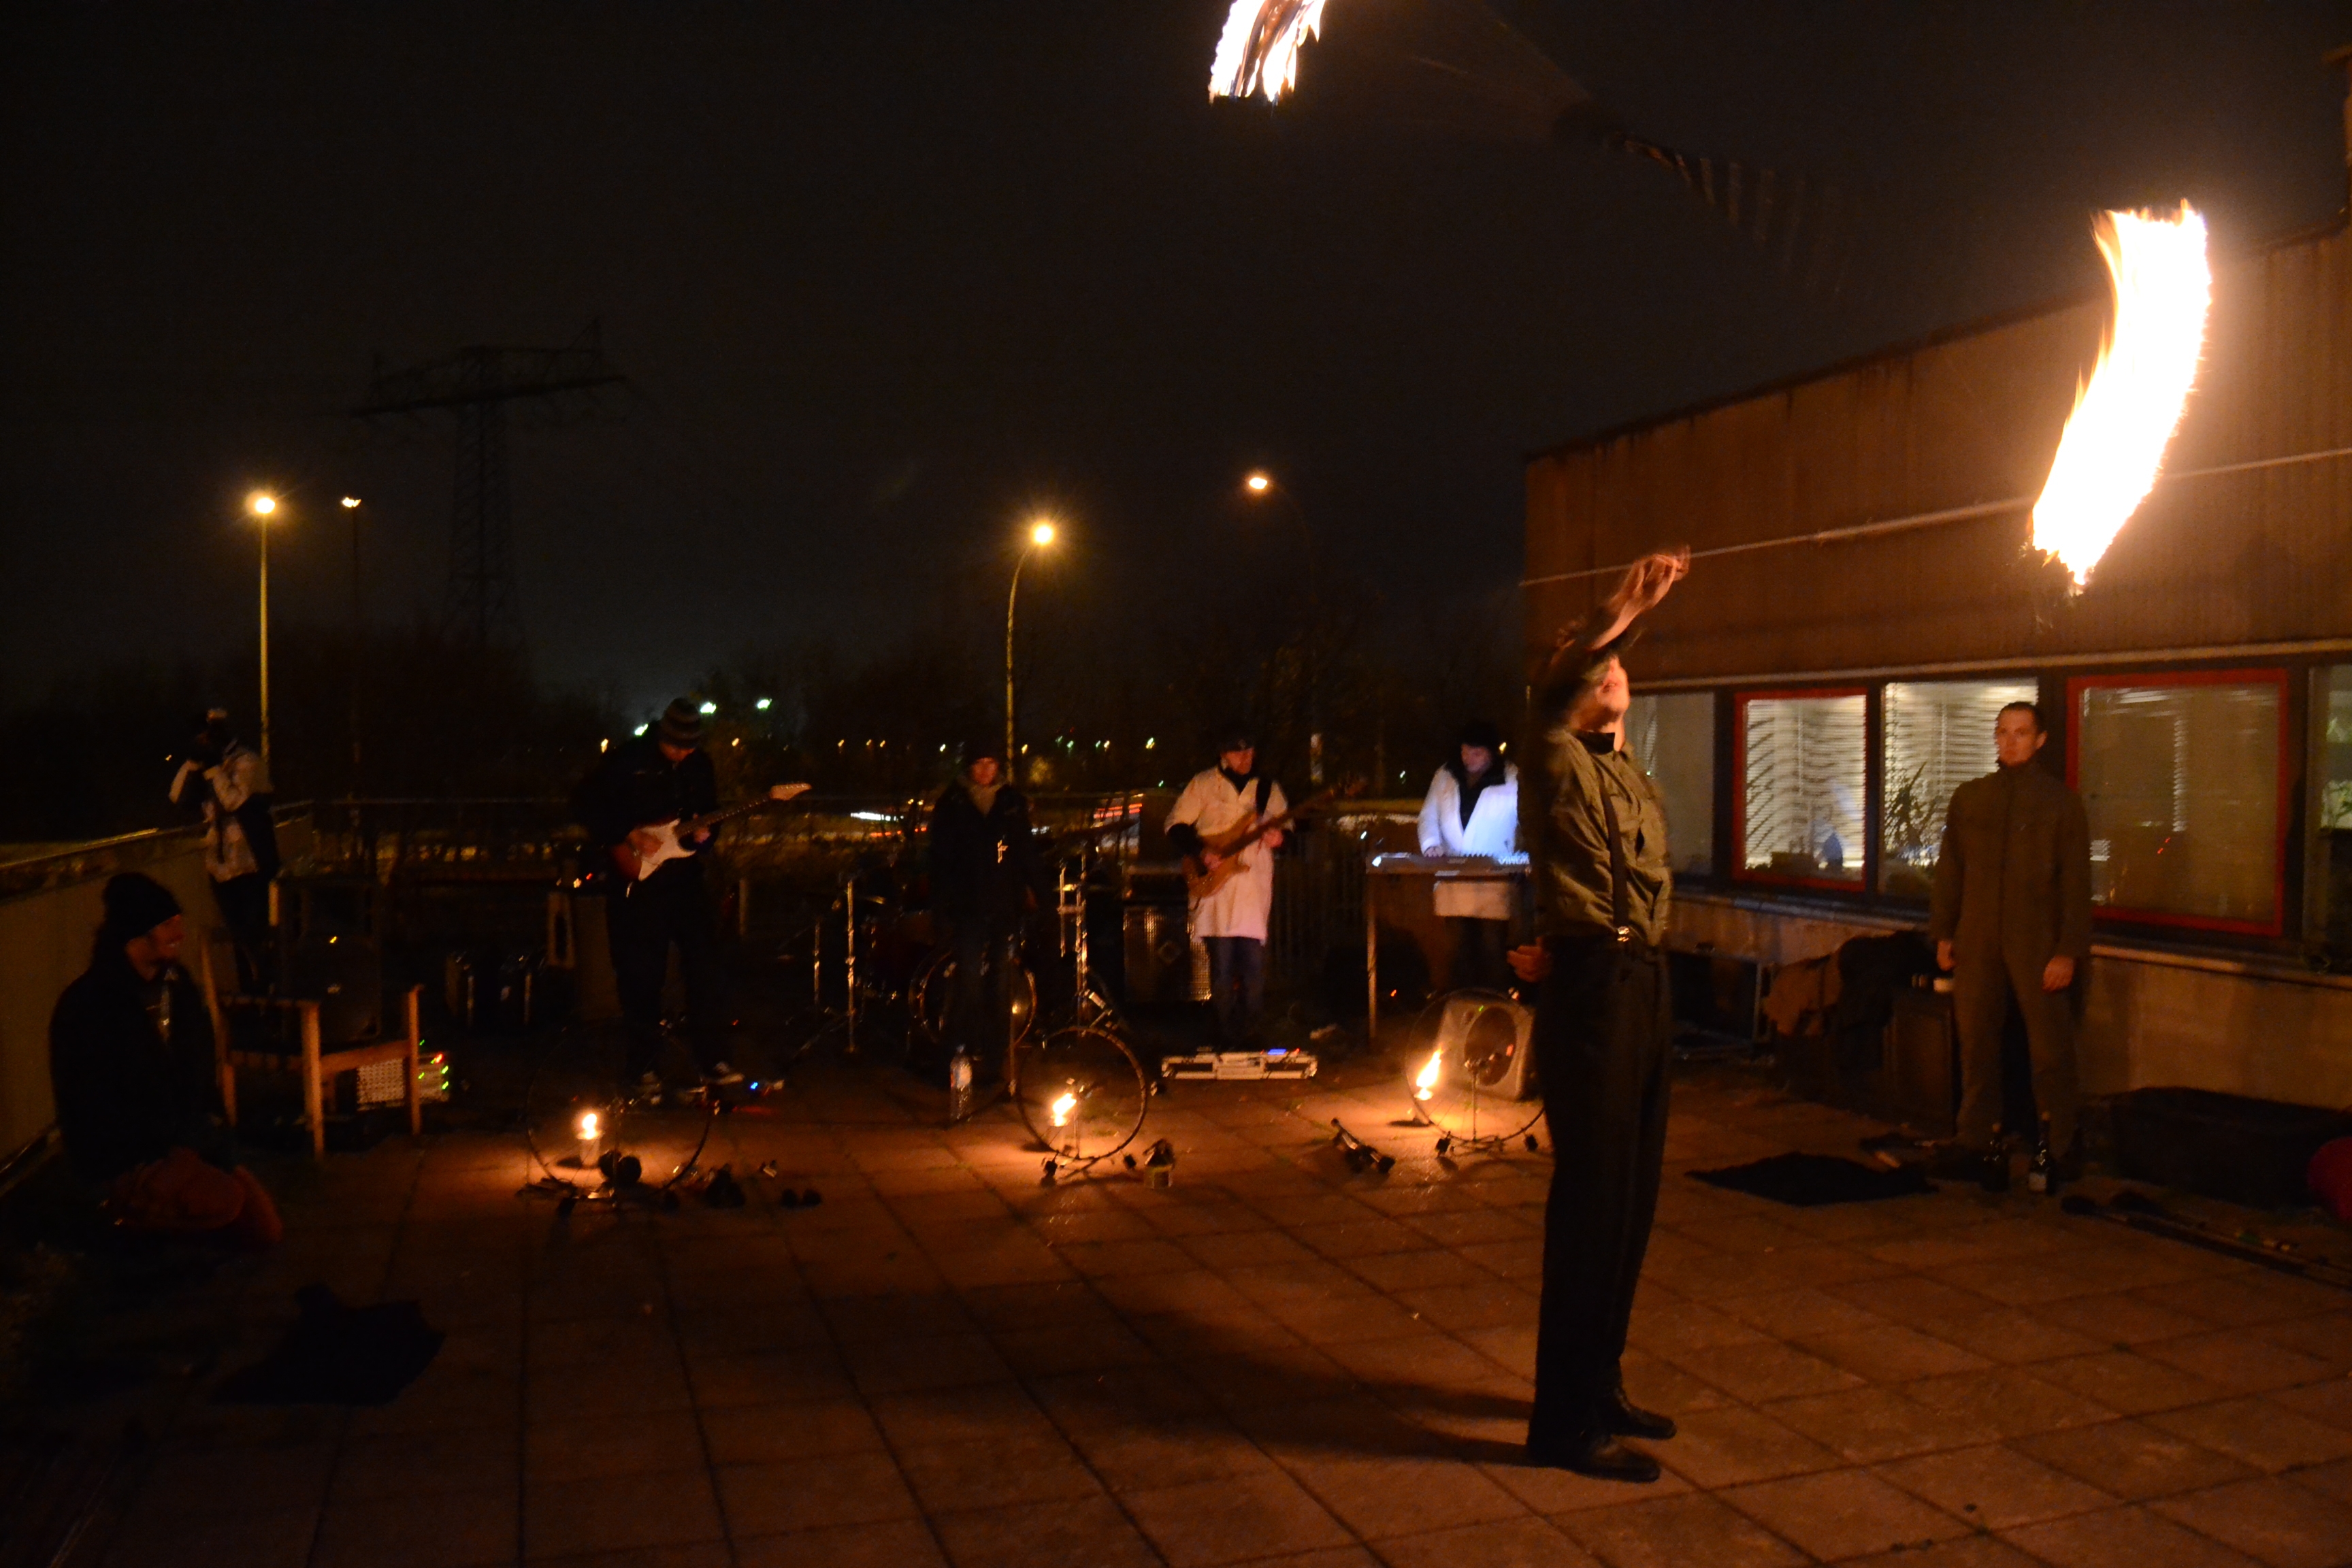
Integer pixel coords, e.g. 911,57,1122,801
1524,1431,1662,1484
1601,1387,1676,1441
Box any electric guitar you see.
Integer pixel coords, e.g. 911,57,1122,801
612,783,811,883
1181,782,1362,902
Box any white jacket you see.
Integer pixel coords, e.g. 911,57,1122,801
1166,768,1288,942
1418,762,1522,919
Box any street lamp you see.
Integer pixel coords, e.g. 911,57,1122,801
1241,472,1322,783
247,491,279,763
340,497,363,793
1007,519,1058,775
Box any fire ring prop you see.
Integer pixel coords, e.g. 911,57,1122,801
1403,989,1544,1155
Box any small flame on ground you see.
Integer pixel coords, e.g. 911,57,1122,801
1050,1092,1077,1128
577,1111,600,1141
1413,1046,1443,1102
2031,203,2210,588
1209,0,1329,103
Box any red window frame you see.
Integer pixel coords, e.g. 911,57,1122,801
1732,687,1871,894
2065,668,2292,938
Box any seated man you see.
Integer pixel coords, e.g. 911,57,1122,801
48,873,282,1250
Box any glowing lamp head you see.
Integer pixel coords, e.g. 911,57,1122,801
339,496,361,509
1030,520,1057,548
1413,1046,1443,1102
755,698,772,710
1244,472,1272,494
698,701,717,715
1049,1091,1077,1128
246,491,278,518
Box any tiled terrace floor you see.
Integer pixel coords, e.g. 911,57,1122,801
63,1057,2352,1568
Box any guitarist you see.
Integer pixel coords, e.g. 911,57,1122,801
1164,727,1286,1046
573,698,736,1096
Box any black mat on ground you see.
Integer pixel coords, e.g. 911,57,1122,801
214,1284,443,1406
1690,1152,1933,1207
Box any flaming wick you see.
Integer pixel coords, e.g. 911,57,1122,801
1209,0,1330,103
1050,1092,1078,1128
1413,1047,1443,1102
2031,203,2210,589
577,1111,600,1141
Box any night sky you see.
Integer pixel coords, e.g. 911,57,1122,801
4,2,2345,721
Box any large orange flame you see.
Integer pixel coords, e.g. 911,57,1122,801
1413,1045,1443,1102
2031,203,2210,588
1209,0,1330,103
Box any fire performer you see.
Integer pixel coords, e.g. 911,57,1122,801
1510,549,1686,1482
48,874,282,1250
1164,728,1287,1045
1930,702,2091,1190
1416,719,1521,991
574,699,737,1097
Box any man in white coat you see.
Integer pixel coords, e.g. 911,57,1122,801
1417,719,1523,992
1164,727,1288,1045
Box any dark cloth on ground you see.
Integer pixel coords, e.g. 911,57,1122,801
1529,934,1673,1446
48,944,233,1186
1691,1152,1933,1207
216,1285,443,1406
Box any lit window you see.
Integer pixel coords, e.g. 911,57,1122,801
1737,691,1865,886
1880,680,2039,898
1625,693,1714,875
2318,666,2352,958
2072,672,2286,934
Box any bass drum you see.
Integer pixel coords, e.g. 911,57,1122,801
911,949,1038,1051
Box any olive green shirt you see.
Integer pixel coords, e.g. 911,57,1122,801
1524,621,1673,945
1930,762,2092,966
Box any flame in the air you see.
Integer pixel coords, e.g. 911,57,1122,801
2031,203,2210,587
1209,0,1329,103
1050,1092,1077,1128
1413,1046,1443,1102
577,1111,600,1141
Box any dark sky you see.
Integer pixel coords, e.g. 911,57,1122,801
4,2,2345,720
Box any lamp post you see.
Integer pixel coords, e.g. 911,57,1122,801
247,491,280,764
341,497,363,793
1243,472,1322,783
1006,519,1057,777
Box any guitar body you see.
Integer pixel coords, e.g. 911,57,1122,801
610,782,811,885
1182,817,1263,902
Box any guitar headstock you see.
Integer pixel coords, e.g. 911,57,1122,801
768,782,813,802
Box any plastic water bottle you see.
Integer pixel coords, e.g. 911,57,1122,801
948,1044,975,1125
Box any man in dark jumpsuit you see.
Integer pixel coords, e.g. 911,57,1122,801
575,698,732,1095
1513,549,1687,1482
1931,701,2092,1188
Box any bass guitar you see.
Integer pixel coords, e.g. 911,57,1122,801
1181,782,1360,902
612,782,811,883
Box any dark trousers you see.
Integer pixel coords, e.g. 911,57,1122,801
211,873,274,992
1529,936,1673,1446
945,916,1019,1068
1449,917,1511,993
606,866,725,1077
1953,949,2079,1156
1204,936,1266,1044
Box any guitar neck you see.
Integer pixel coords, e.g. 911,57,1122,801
679,797,770,836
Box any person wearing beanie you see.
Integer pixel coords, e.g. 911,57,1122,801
1163,725,1288,1045
926,740,1046,1076
1416,718,1524,992
572,698,735,1096
46,873,282,1249
167,706,280,988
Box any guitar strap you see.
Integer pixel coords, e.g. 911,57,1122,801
1594,755,1633,945
1253,776,1272,817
